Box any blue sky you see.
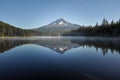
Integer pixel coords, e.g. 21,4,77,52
0,0,120,29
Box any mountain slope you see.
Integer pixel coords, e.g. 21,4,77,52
34,18,80,35
0,21,41,37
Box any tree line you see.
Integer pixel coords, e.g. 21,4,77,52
0,18,120,37
71,18,120,37
0,21,41,37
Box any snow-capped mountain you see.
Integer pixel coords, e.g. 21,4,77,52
44,18,78,28
34,18,80,33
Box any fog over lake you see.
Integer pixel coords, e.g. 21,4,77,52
0,36,120,80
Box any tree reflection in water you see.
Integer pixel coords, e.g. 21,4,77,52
0,37,120,55
71,38,120,55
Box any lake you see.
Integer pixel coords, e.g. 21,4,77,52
0,36,120,80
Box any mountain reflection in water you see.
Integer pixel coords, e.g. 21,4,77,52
0,37,120,55
0,37,120,80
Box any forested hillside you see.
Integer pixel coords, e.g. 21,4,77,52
0,21,41,37
70,18,120,37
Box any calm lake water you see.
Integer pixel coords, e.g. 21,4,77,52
0,36,120,80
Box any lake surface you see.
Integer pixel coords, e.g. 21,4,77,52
0,36,120,80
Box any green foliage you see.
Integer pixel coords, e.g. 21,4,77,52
0,18,120,37
0,21,41,37
72,18,120,37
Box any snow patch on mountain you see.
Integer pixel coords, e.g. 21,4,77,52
59,21,64,25
34,18,81,32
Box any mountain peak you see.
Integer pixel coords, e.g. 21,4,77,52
54,18,67,24
56,18,66,22
35,18,80,33
50,18,71,27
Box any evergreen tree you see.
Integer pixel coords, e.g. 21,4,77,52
0,21,41,37
102,18,108,26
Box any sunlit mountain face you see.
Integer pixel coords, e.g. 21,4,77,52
43,18,79,28
43,18,73,28
33,18,80,34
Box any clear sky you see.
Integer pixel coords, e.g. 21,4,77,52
0,0,120,29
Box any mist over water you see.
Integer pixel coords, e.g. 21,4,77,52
0,36,120,80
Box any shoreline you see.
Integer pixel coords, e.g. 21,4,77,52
0,36,120,40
